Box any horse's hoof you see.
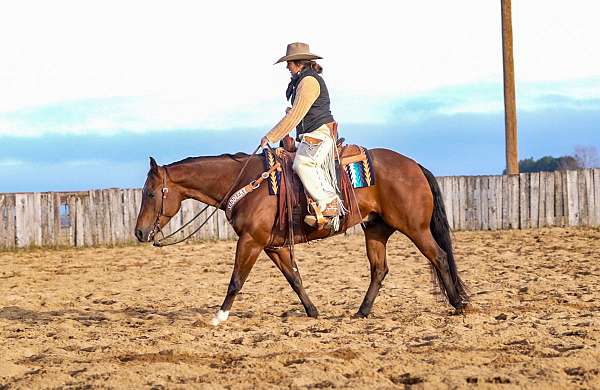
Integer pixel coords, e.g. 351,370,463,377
307,310,319,319
211,310,229,326
352,311,368,319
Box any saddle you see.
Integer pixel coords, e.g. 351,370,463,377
266,126,374,240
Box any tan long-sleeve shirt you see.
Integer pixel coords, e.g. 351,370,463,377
265,76,321,143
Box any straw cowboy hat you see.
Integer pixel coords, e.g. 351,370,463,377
274,42,323,64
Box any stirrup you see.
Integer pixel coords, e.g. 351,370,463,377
304,200,337,228
303,215,332,229
304,201,327,228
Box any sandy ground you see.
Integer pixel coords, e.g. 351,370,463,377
1,227,599,389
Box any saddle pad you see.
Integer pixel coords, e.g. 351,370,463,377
343,147,375,189
262,148,282,195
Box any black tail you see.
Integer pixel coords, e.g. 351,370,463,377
419,164,469,308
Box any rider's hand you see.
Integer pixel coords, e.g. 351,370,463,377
260,136,270,149
285,107,292,114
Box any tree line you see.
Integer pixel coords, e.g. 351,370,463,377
503,145,599,174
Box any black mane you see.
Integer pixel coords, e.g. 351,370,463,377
166,152,251,167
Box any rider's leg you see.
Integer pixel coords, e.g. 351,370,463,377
292,125,339,213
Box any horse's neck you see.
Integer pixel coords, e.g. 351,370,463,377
168,158,246,206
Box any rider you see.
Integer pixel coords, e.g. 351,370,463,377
260,42,344,228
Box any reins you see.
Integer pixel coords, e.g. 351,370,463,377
152,145,261,247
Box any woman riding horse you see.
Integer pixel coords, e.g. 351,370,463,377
260,42,342,228
134,43,469,326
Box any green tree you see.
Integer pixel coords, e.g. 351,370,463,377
502,155,579,174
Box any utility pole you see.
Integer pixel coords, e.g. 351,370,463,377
501,0,519,174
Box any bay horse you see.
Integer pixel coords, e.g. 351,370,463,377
134,148,468,325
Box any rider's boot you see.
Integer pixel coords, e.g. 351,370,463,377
304,198,339,228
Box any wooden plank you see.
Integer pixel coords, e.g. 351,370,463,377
583,169,594,227
450,177,459,231
81,193,92,246
198,203,212,240
32,193,42,246
585,169,597,226
494,176,503,230
554,171,564,226
52,193,62,246
87,191,98,245
472,177,482,230
578,170,589,226
565,170,579,226
16,194,28,247
441,177,454,230
45,193,55,246
15,194,29,247
180,199,194,241
487,176,497,230
102,190,112,245
501,176,509,229
538,172,546,227
594,169,600,226
115,189,126,244
519,173,530,229
128,189,139,240
458,176,467,231
122,190,132,242
75,196,85,247
40,193,50,246
167,204,183,240
0,195,6,247
46,193,56,246
133,189,143,225
529,172,540,229
92,190,103,245
0,194,16,248
67,195,77,246
193,201,204,240
465,177,473,230
207,206,218,239
481,177,489,230
508,174,520,229
544,172,555,227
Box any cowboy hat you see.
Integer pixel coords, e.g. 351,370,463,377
274,42,322,64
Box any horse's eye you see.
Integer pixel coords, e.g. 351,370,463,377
144,189,155,199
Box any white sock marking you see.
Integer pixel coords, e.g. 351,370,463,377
210,310,229,326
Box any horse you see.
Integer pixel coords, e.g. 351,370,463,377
134,148,469,325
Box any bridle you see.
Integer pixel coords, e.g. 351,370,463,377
146,146,261,247
147,166,176,243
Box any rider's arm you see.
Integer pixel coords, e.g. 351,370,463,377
265,76,320,143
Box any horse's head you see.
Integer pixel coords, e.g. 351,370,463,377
135,157,184,243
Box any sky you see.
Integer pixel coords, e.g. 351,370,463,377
1,0,599,192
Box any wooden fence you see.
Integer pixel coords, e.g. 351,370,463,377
1,169,599,249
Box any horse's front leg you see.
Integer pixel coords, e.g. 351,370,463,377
211,233,263,326
265,247,319,318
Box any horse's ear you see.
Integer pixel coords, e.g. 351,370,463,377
149,156,159,174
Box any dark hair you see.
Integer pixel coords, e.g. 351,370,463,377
292,60,323,74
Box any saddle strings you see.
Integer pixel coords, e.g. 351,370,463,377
153,145,261,247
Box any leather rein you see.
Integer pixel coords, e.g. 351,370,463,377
150,145,263,247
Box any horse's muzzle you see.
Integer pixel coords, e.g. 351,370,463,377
135,228,153,243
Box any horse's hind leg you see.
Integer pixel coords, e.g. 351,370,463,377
408,227,463,309
265,247,319,318
212,233,263,326
355,220,395,318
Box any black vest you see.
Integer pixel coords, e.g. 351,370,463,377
287,68,335,137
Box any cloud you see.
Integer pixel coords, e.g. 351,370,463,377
2,77,599,138
387,78,600,124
